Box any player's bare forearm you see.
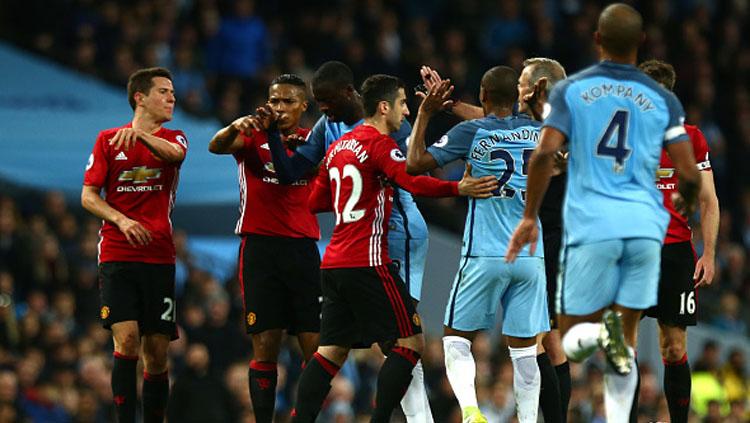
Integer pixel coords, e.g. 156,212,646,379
139,132,185,162
208,125,242,154
451,102,484,121
698,171,719,257
81,185,128,226
406,109,438,175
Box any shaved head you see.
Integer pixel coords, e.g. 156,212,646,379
597,3,644,57
481,66,518,107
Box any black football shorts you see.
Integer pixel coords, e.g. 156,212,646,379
644,241,698,327
319,263,422,348
239,234,321,335
543,228,562,329
99,261,178,339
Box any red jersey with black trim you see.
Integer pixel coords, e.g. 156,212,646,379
309,124,459,269
657,124,711,244
232,127,319,239
83,123,188,264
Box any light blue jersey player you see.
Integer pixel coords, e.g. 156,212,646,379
506,4,702,422
407,66,548,423
265,62,435,422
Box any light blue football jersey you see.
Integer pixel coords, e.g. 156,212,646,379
428,114,543,258
544,61,689,246
296,116,428,240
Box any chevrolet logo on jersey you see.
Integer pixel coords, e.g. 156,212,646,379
655,168,674,180
118,166,162,184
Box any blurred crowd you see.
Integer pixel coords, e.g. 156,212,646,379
3,0,750,421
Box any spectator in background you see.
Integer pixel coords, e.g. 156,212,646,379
205,0,268,81
711,293,748,335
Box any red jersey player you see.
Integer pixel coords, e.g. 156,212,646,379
81,67,187,423
290,74,497,423
640,60,720,423
208,74,320,423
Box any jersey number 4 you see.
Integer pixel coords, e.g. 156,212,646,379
489,148,534,199
596,110,632,173
330,164,365,224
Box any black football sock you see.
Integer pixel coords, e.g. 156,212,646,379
537,353,562,423
664,354,691,423
292,352,339,423
142,370,169,423
555,361,571,423
249,360,278,423
371,346,420,423
112,352,138,423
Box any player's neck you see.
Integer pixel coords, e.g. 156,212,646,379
362,118,389,135
600,50,637,66
132,112,163,134
485,105,513,118
280,125,299,137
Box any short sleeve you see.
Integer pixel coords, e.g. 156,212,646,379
83,133,108,187
295,115,327,163
690,126,712,171
232,131,259,161
172,130,189,154
427,121,479,167
663,92,689,145
543,80,573,139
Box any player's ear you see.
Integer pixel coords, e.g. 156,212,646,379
593,31,602,47
378,100,390,116
134,91,145,107
300,100,309,112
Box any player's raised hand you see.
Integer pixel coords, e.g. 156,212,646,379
420,66,445,91
417,79,455,117
230,115,255,136
694,254,715,287
506,217,539,263
284,133,306,150
116,217,152,247
250,104,280,131
457,162,498,198
109,128,141,151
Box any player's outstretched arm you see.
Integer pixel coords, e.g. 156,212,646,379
506,126,565,262
694,169,719,287
665,141,702,216
208,116,251,154
420,66,483,121
81,185,152,246
406,79,451,175
109,128,185,163
252,104,318,184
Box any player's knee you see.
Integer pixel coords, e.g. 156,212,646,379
113,332,140,356
397,334,424,355
252,332,282,361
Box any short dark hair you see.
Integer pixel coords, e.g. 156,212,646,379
638,59,676,91
271,73,306,88
597,3,644,57
311,61,354,91
127,67,172,110
270,73,308,97
360,74,405,117
481,66,518,107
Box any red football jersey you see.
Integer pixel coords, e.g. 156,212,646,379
232,127,319,239
84,123,188,264
309,124,458,269
657,124,711,244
